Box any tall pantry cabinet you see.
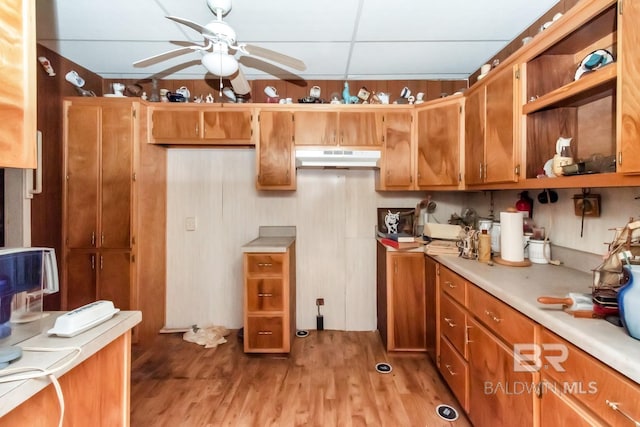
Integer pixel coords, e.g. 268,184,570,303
62,97,166,344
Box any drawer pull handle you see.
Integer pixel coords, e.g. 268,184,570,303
444,317,456,328
445,281,456,289
257,263,273,267
606,400,640,426
258,293,273,297
445,364,457,376
484,309,502,323
257,331,273,335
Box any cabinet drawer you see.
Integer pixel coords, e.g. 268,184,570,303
468,285,535,346
245,316,284,351
440,292,467,357
541,329,640,427
246,278,284,312
245,254,284,275
439,335,468,411
439,266,466,305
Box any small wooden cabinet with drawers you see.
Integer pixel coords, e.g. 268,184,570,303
243,243,296,353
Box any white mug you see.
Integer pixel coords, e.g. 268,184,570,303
480,63,491,75
310,85,321,98
65,70,85,88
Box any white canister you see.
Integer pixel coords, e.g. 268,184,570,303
490,222,501,253
529,239,551,264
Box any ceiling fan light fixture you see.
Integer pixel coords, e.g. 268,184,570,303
202,51,238,76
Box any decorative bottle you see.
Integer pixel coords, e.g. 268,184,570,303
618,264,640,340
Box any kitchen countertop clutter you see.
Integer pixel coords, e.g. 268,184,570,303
432,253,640,384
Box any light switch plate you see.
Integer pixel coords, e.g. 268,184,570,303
185,217,196,231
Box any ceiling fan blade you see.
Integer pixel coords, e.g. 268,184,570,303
240,44,306,71
166,15,216,38
230,68,251,95
133,46,197,68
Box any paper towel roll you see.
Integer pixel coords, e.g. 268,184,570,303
500,211,524,262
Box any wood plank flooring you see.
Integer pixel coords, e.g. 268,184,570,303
130,330,470,427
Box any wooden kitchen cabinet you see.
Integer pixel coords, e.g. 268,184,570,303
539,328,640,426
243,244,296,353
256,110,295,190
0,0,37,168
293,108,382,147
465,65,520,186
63,98,167,345
425,256,438,363
376,242,426,351
522,0,640,180
376,110,414,190
466,316,535,427
416,96,463,189
148,105,254,145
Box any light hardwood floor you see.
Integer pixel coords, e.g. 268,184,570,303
130,330,470,427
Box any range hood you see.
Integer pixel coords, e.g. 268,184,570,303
295,149,381,169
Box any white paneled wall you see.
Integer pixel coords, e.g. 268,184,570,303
165,149,466,331
165,148,640,331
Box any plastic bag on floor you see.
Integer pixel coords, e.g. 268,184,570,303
183,325,230,349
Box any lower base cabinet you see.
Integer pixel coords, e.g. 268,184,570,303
432,257,640,426
376,243,426,351
243,244,295,353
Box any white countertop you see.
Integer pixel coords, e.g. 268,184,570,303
0,310,141,417
433,254,640,384
241,226,296,253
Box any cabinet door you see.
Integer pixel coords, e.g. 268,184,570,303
467,317,534,427
425,256,438,363
618,0,640,174
339,111,382,146
379,112,413,189
293,111,338,145
485,66,518,183
464,87,485,185
389,253,426,350
100,104,133,249
97,251,132,310
417,101,461,187
65,105,100,248
257,111,295,190
0,0,36,168
539,378,606,427
202,110,252,143
151,110,200,141
65,251,97,309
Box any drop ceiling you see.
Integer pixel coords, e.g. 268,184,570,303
36,0,559,81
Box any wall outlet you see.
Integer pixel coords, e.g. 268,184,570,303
316,298,324,306
185,216,197,231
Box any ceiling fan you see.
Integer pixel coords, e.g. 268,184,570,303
133,0,306,95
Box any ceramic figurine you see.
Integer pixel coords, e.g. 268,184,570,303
205,93,214,103
343,82,351,104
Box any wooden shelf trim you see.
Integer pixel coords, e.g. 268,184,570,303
522,63,617,114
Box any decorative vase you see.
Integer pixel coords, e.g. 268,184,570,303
618,264,640,340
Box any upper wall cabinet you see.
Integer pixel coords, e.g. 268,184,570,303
293,108,383,147
0,0,36,168
416,96,463,189
256,110,295,190
376,109,414,190
465,65,520,186
521,0,640,184
148,104,254,145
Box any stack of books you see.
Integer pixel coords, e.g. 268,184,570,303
378,232,423,250
425,240,460,255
